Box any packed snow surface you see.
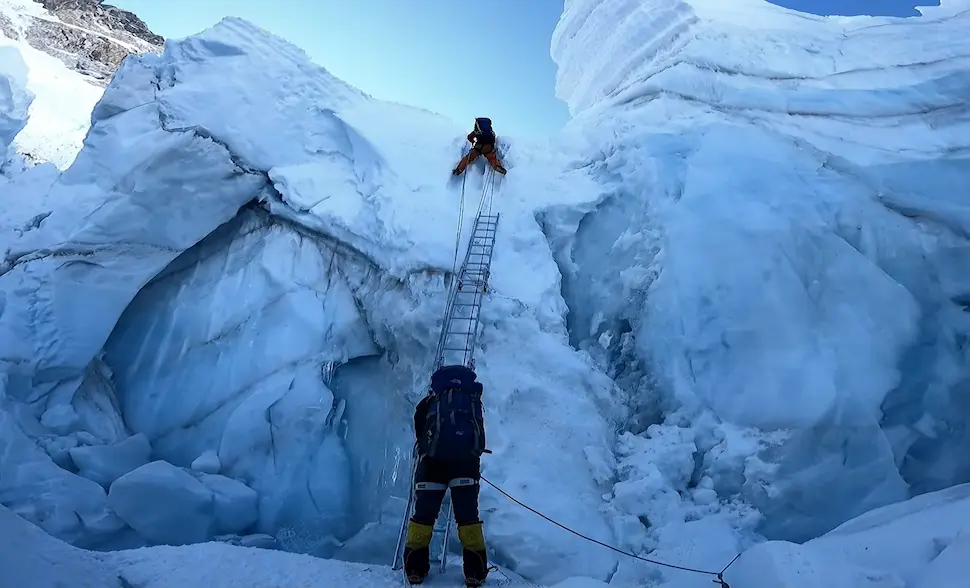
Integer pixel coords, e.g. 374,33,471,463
7,484,970,587
2,0,970,586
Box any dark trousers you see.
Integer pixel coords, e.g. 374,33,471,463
411,456,481,526
404,456,488,583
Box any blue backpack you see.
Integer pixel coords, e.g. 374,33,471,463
423,365,485,460
474,117,495,142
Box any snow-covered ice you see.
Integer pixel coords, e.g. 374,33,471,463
0,44,29,148
0,0,104,168
548,0,970,564
107,460,258,545
109,460,219,545
2,0,970,586
70,431,151,488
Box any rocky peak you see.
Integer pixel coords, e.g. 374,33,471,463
0,0,163,86
41,0,163,46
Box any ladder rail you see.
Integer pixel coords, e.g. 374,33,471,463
392,445,420,570
433,213,500,372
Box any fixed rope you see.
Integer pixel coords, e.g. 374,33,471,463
479,476,741,588
451,158,468,276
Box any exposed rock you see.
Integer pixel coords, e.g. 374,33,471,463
1,0,162,85
42,0,162,46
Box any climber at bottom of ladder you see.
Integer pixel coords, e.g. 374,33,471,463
404,365,490,587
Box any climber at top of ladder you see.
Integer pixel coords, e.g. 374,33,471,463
453,118,508,177
403,365,490,587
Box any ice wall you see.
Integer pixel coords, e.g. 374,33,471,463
547,0,970,572
0,43,30,167
0,26,270,546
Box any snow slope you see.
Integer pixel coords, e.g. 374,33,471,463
544,1,970,583
0,0,105,168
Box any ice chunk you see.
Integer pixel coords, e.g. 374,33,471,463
238,534,278,549
40,404,80,434
193,472,259,536
70,433,151,488
0,400,126,548
191,449,222,474
108,460,214,545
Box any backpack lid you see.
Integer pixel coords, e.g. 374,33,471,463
474,118,493,133
431,364,478,393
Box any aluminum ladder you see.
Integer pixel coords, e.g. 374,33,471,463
391,211,500,576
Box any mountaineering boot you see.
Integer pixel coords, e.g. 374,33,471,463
458,522,489,587
492,164,507,175
404,521,433,584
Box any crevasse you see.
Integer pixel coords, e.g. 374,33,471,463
1,1,970,587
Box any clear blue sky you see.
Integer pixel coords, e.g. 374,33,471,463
107,0,569,139
107,0,935,140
